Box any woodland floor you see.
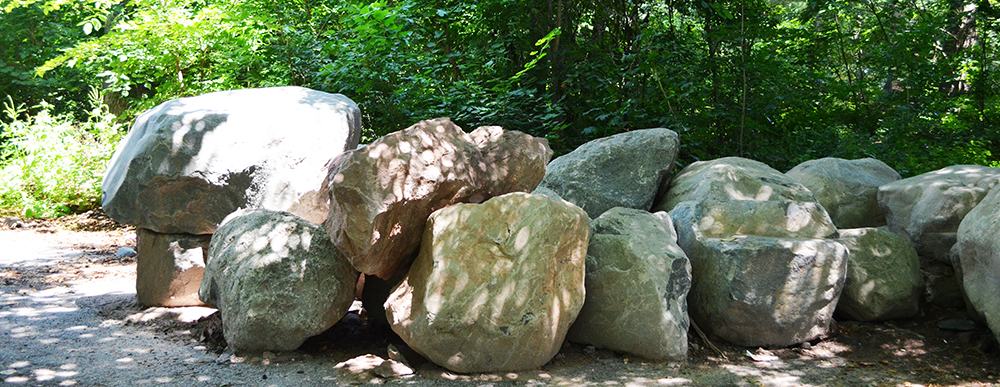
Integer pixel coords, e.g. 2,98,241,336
0,211,997,386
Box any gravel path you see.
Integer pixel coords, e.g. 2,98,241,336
1,226,998,386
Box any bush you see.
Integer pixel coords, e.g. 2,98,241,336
0,88,124,218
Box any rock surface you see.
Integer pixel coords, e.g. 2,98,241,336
877,165,1000,261
835,228,923,321
955,184,1000,344
135,228,210,307
536,128,680,218
670,199,838,240
786,158,901,228
567,208,690,361
325,118,551,279
102,86,362,234
653,157,816,213
385,193,588,373
199,209,358,353
671,198,847,347
676,235,848,347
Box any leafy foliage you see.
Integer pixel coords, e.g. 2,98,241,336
0,89,123,218
3,0,1000,217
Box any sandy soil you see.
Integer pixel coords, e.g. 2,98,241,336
0,214,998,386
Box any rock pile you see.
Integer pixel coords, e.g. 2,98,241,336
103,86,1000,374
102,86,362,307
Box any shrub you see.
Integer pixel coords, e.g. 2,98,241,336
0,88,124,218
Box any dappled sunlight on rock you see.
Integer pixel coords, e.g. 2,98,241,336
325,118,551,280
835,228,922,321
199,209,358,353
655,157,816,212
385,192,588,373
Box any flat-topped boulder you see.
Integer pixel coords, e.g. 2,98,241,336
786,158,901,228
385,193,588,373
878,164,1000,261
102,86,362,234
653,157,816,213
535,128,680,218
669,199,838,240
325,118,551,280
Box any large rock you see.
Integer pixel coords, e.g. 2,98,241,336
671,199,848,347
786,158,901,228
669,199,838,240
878,165,1000,261
955,185,1000,343
535,128,679,218
385,193,588,373
835,228,923,321
199,209,358,353
135,228,210,307
102,86,361,234
325,118,551,279
653,157,816,213
566,208,690,361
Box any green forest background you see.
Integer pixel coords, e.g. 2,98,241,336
1,0,999,217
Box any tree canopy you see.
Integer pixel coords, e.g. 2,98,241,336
3,0,999,175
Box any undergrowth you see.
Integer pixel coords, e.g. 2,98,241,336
0,88,124,218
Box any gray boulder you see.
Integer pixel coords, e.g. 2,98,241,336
199,209,359,353
385,193,588,373
786,158,901,228
835,228,923,321
670,199,838,240
671,199,848,347
878,165,1000,261
102,86,361,234
654,157,816,213
535,128,680,218
955,185,1000,343
135,228,210,307
567,208,690,361
325,118,551,280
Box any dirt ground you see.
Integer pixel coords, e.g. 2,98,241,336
0,212,998,386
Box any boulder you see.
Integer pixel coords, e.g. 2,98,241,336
835,228,923,321
955,185,1000,343
102,86,361,234
566,208,690,361
135,228,210,307
877,165,1000,261
199,209,358,353
786,158,901,228
325,118,551,279
676,235,848,347
653,157,816,213
670,199,848,347
669,199,838,240
385,193,588,373
535,128,680,218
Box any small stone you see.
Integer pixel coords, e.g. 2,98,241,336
386,344,406,365
373,359,414,378
801,342,812,350
262,351,277,361
584,345,596,354
938,319,976,332
115,247,138,259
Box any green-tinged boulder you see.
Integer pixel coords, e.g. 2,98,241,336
200,209,358,354
654,157,816,213
567,208,690,361
955,185,1000,344
670,199,838,240
536,128,680,218
835,228,923,321
786,158,901,228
